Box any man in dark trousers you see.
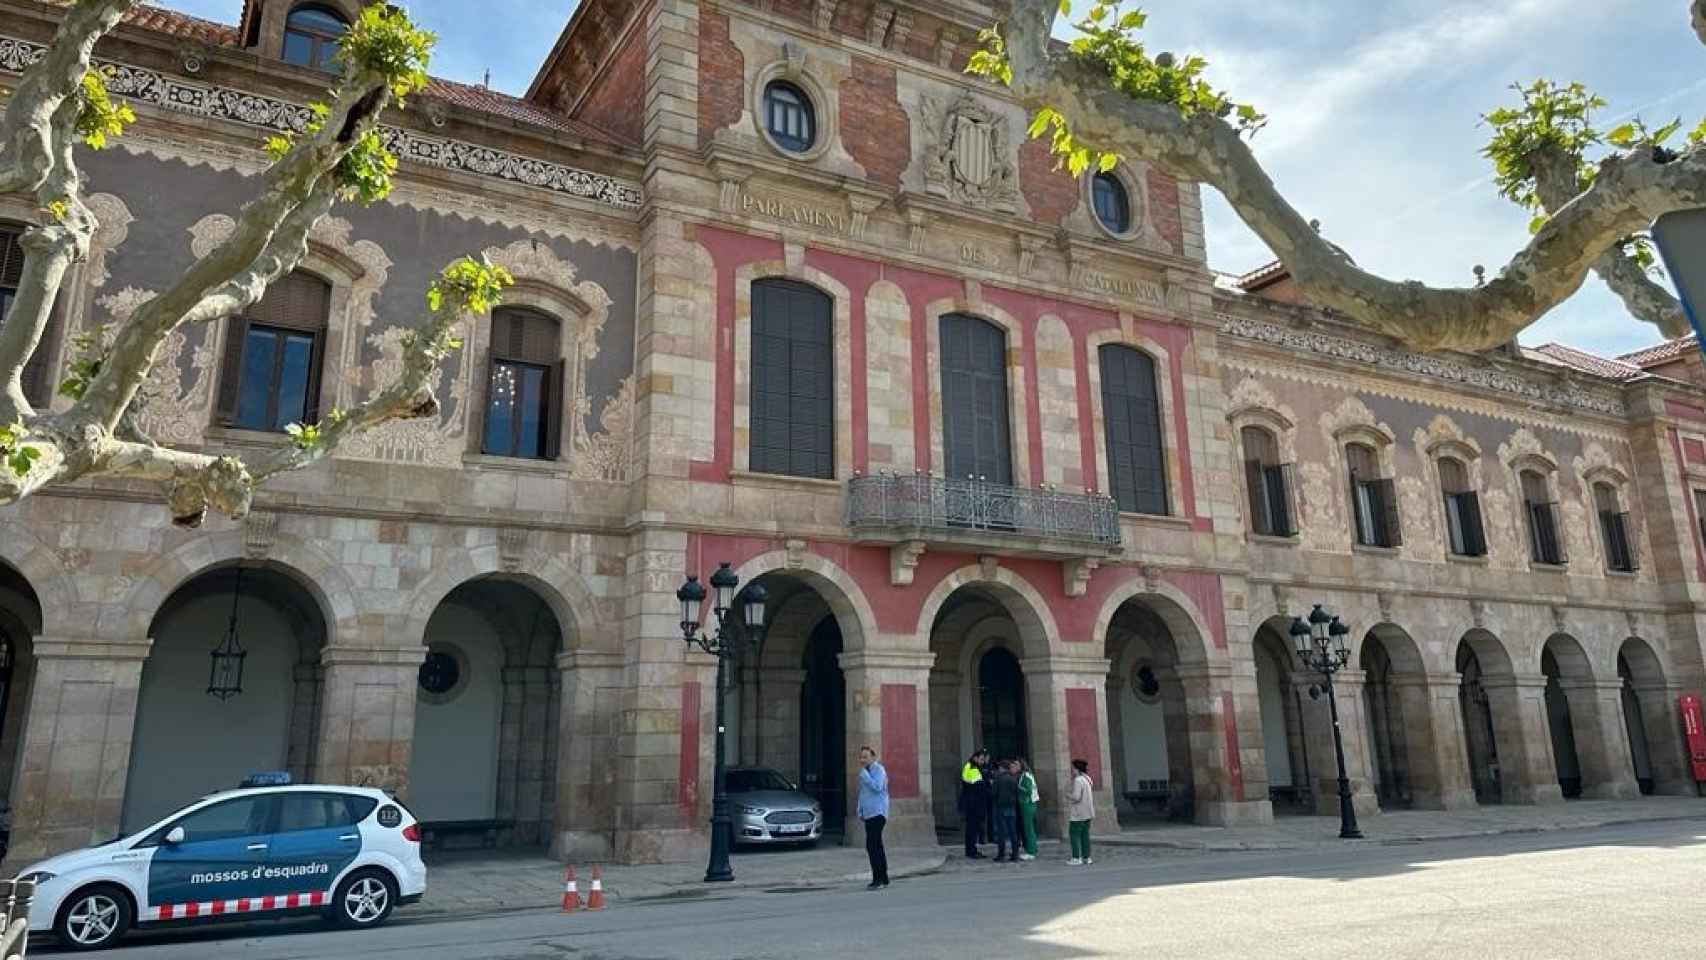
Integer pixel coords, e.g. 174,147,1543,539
991,759,1022,862
959,749,991,859
857,745,890,889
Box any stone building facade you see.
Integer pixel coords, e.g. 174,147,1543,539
4,0,1706,866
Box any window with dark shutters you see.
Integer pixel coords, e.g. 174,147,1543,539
940,313,1013,486
750,279,834,479
0,224,64,408
1594,482,1637,572
483,306,562,460
1438,457,1487,557
1519,470,1566,565
1240,425,1294,537
1347,442,1400,548
216,270,330,432
1099,344,1167,515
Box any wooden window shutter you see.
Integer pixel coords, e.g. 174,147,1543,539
749,280,834,479
1099,344,1167,515
1376,477,1402,547
491,306,559,364
1244,458,1269,534
252,271,330,333
302,328,326,424
214,314,252,423
942,314,1012,486
544,358,566,460
1459,491,1486,557
0,226,25,287
1271,463,1296,536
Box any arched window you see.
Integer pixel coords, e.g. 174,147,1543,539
282,4,349,70
750,279,833,479
1241,425,1293,537
1519,469,1565,565
1091,172,1131,234
1594,481,1637,572
1100,344,1167,515
482,306,562,460
941,313,1013,486
1347,442,1399,548
763,81,816,153
0,222,61,407
216,271,330,432
1439,458,1486,557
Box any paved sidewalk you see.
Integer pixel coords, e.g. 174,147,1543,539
416,844,946,918
1100,795,1706,851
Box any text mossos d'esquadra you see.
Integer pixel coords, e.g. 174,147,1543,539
189,862,331,885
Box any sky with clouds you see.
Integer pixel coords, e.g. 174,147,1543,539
154,0,1706,357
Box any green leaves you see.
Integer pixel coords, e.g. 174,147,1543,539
282,421,322,450
333,128,399,204
1605,122,1638,148
427,254,515,317
74,69,135,150
58,323,112,401
965,25,1013,86
0,422,40,479
1480,79,1605,213
337,4,436,102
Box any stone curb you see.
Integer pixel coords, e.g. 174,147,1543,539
1092,811,1706,853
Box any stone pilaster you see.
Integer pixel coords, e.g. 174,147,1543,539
1630,681,1694,796
753,667,806,775
8,637,148,863
1020,654,1118,837
314,646,423,796
1392,673,1478,809
553,650,625,860
1482,674,1565,804
1560,679,1640,800
1297,669,1379,817
839,649,935,847
1174,662,1274,826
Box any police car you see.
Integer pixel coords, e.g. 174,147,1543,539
16,773,426,951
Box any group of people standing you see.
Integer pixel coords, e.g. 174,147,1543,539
854,745,1100,891
959,750,1096,865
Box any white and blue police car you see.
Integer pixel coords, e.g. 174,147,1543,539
16,773,427,951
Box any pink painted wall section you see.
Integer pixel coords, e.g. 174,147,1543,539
880,684,921,799
1159,569,1228,649
679,681,702,813
1220,691,1244,798
1667,399,1706,422
1669,429,1706,582
687,226,783,484
1065,688,1103,786
1686,437,1706,466
805,248,882,473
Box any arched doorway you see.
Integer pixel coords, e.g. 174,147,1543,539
978,647,1028,762
1359,625,1432,810
1456,634,1503,805
1252,620,1309,812
126,564,325,832
1541,637,1587,799
1104,598,1195,822
0,562,41,814
799,617,846,831
1618,654,1653,795
1618,636,1684,795
411,576,563,848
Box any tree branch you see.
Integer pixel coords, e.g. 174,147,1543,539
1006,0,1706,351
0,0,134,195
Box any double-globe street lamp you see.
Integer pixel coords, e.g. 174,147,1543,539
1289,604,1363,840
677,563,768,882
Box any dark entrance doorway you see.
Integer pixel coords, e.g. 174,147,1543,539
799,617,846,831
979,647,1028,762
1457,640,1501,805
1541,647,1583,799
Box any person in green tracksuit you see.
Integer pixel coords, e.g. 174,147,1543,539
1016,759,1039,860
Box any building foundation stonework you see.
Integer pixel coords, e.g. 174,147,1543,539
3,0,1706,869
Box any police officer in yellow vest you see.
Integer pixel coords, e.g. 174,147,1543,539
959,749,991,859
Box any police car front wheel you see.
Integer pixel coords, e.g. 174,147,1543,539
56,884,133,951
331,869,397,929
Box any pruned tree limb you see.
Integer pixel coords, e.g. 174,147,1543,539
1004,0,1706,352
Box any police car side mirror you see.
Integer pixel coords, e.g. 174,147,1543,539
164,826,185,846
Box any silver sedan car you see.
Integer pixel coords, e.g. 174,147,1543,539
727,767,824,845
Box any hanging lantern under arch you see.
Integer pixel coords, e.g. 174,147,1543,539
207,566,248,701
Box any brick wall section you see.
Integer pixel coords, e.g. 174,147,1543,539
1147,168,1184,255
698,11,746,149
770,0,814,23
1020,136,1079,226
576,26,646,145
840,57,910,187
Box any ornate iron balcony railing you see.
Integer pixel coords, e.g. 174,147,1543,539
846,474,1122,548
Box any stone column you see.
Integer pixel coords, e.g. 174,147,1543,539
1393,673,1477,809
839,650,935,847
553,651,624,861
1021,654,1118,838
1632,681,1693,795
1297,669,1379,817
8,636,149,863
928,669,961,828
1562,679,1640,800
1104,675,1128,807
1174,662,1274,826
1482,673,1565,805
315,647,423,796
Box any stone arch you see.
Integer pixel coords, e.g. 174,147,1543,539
1542,632,1633,799
1358,622,1432,810
1618,636,1686,795
913,563,1060,657
1084,326,1185,515
0,518,70,636
1541,633,1595,682
1089,579,1214,667
1456,628,1515,804
1250,615,1311,810
122,529,358,648
733,261,855,478
923,295,1030,484
729,549,878,655
402,543,608,655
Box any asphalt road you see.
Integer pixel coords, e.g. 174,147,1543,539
35,818,1706,959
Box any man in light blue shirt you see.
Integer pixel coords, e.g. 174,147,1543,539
858,746,890,889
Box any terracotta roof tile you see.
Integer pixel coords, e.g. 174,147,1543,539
1617,335,1699,368
1236,260,1288,290
1530,343,1644,381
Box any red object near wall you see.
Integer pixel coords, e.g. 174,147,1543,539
1065,688,1102,786
881,684,920,799
1680,694,1706,782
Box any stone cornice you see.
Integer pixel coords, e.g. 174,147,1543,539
0,34,643,212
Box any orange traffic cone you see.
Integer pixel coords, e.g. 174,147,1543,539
561,865,580,913
587,865,606,911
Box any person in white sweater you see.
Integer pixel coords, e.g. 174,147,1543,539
1066,758,1095,865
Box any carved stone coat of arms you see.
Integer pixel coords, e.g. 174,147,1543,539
921,93,1020,212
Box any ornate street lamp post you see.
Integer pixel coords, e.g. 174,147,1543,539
1289,604,1362,840
677,563,768,882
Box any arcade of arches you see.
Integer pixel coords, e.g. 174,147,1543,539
1,544,1702,865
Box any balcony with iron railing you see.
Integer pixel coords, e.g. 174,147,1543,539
845,473,1124,560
